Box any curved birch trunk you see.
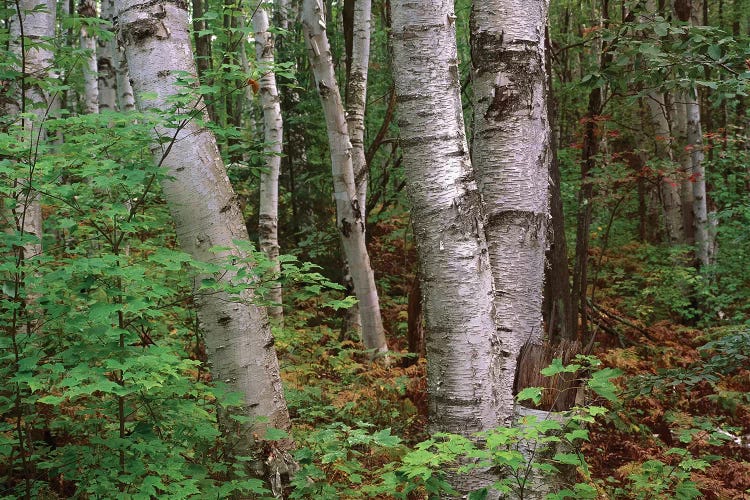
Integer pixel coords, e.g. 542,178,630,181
115,0,293,484
302,0,387,355
391,0,502,494
252,1,284,323
470,0,550,422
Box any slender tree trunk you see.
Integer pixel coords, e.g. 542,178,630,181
276,0,307,244
9,0,55,259
116,0,294,487
113,31,135,112
544,30,575,343
192,0,216,122
572,0,610,337
470,0,550,410
251,1,284,323
645,91,684,244
685,90,712,267
672,92,695,245
391,0,502,493
78,0,99,114
341,0,373,337
98,0,118,111
302,0,387,355
344,0,370,210
571,88,600,338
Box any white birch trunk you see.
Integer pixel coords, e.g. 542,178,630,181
342,0,372,337
114,32,136,112
251,2,284,323
116,0,293,483
79,0,99,114
391,0,502,494
345,0,371,211
302,0,387,354
9,0,55,259
98,0,118,111
685,89,712,267
645,91,684,244
470,0,550,424
672,92,695,244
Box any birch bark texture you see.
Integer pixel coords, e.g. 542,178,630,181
391,1,503,491
9,0,56,259
78,0,99,114
251,1,284,322
302,0,388,354
98,0,118,111
115,0,292,478
645,91,684,244
344,0,371,211
686,91,712,267
470,0,550,421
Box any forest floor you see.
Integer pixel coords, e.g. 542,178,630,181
279,218,750,499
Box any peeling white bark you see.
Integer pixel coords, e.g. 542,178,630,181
9,0,55,259
115,0,292,477
392,0,502,493
252,1,284,323
471,0,550,422
302,0,388,354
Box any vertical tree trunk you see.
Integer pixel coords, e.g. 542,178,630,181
98,0,118,111
9,0,55,259
192,0,216,122
672,92,696,245
686,90,712,267
78,0,99,114
115,0,293,486
341,0,373,337
571,87,600,338
645,91,685,244
114,33,135,112
544,30,576,343
252,1,284,323
470,0,550,411
391,0,502,493
302,0,388,355
344,0,371,211
572,0,610,337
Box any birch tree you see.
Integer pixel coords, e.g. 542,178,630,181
251,0,284,322
344,0,371,211
8,0,55,259
78,0,99,114
302,0,388,354
391,0,502,493
470,0,551,406
674,0,713,268
98,0,118,111
645,91,685,244
115,0,293,484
